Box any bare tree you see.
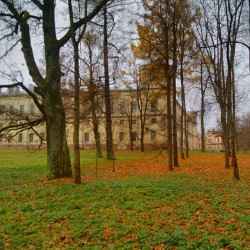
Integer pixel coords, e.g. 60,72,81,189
83,32,103,158
103,4,115,160
196,0,247,179
0,0,110,178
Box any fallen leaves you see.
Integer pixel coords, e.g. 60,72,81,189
77,152,250,184
0,151,249,249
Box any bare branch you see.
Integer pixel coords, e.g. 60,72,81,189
31,0,43,10
0,117,45,135
0,82,46,116
200,41,250,50
58,0,110,48
0,39,20,59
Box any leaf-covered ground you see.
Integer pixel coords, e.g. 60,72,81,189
0,150,249,249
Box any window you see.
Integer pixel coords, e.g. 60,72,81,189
20,105,24,114
132,120,136,125
84,132,89,142
30,105,35,115
151,131,156,141
132,102,137,113
7,135,12,143
151,118,157,124
151,103,157,113
18,133,23,143
9,105,14,113
131,132,137,141
0,105,4,116
29,133,33,142
119,132,124,142
120,103,125,113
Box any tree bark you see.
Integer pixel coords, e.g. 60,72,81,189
68,0,82,184
73,43,81,184
166,69,173,170
43,1,72,178
44,87,72,178
0,0,110,179
89,73,103,158
179,42,185,159
200,64,206,152
103,5,115,160
172,11,179,167
85,34,103,158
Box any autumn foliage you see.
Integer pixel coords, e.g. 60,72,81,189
0,150,249,249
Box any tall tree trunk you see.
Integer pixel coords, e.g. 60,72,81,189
172,77,179,166
164,19,173,169
179,47,185,159
172,2,179,167
90,91,103,158
221,105,230,169
87,39,103,158
185,114,189,159
200,97,205,152
103,5,115,160
200,64,206,152
92,108,103,158
136,86,148,153
167,71,173,170
140,122,145,152
128,106,134,151
44,87,72,178
69,0,81,184
226,40,239,179
73,44,81,184
43,1,72,178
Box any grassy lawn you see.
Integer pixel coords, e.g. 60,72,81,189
0,150,249,249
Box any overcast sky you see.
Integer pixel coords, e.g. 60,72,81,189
0,0,249,132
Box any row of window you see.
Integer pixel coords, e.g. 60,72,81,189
207,138,221,143
119,118,157,125
0,133,34,143
83,131,157,142
0,104,35,116
119,102,157,114
96,102,158,115
207,145,222,150
1,103,158,116
0,131,45,143
18,133,34,142
1,131,158,144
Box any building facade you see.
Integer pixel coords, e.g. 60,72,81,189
197,129,225,152
0,86,198,150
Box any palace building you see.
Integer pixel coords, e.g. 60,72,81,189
0,85,198,151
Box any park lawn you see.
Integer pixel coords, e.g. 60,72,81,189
0,150,249,249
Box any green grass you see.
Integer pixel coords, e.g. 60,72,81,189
0,150,249,249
